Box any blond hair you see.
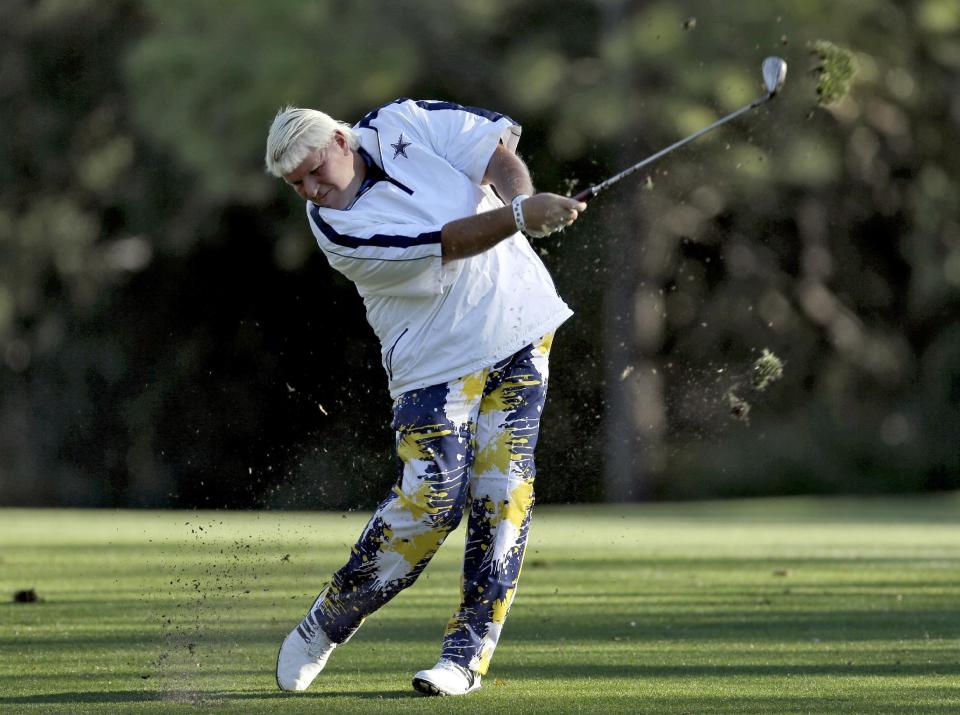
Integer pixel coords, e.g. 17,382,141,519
264,106,360,177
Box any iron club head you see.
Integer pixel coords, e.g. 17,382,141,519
762,56,788,97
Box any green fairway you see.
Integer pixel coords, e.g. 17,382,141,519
1,497,959,713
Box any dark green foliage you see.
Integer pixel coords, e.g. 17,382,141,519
2,1,959,507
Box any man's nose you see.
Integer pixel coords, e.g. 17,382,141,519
299,176,319,201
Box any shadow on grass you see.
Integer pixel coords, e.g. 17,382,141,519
2,675,957,713
0,688,417,705
3,603,957,650
504,661,960,679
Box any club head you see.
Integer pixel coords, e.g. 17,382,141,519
762,56,788,96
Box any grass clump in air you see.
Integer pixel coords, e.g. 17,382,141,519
725,348,784,423
726,388,752,423
752,348,784,391
809,40,858,105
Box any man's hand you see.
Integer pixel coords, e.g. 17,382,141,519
482,145,587,235
441,146,588,264
518,193,587,237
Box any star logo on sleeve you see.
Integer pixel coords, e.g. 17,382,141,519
390,133,411,159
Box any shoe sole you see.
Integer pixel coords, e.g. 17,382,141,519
412,676,443,696
412,675,481,697
275,632,292,692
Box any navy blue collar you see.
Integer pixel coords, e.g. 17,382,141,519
339,145,414,211
344,148,384,209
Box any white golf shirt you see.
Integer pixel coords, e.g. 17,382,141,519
306,99,573,398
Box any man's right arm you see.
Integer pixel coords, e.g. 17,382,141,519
440,194,586,264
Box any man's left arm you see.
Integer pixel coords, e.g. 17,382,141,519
440,144,584,264
482,143,535,202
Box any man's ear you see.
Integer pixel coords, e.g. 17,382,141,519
333,131,350,153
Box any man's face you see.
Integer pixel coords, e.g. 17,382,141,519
283,132,359,210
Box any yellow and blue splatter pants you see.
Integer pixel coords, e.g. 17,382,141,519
297,333,553,675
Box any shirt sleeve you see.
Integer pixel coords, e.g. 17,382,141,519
308,203,450,298
403,100,522,184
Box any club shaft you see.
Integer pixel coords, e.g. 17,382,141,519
574,94,769,202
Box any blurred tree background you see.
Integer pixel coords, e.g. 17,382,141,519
1,0,957,509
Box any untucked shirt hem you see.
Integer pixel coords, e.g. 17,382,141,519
387,307,573,399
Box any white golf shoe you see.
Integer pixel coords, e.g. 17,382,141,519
275,625,336,692
412,659,482,696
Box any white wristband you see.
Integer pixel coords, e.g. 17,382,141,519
511,194,530,235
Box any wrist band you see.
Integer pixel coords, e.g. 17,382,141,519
511,194,530,235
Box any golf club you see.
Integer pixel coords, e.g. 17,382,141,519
573,56,788,203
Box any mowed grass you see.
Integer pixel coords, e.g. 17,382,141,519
1,496,959,714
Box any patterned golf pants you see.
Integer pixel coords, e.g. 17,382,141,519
297,333,553,675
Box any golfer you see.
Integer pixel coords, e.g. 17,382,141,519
265,98,584,696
